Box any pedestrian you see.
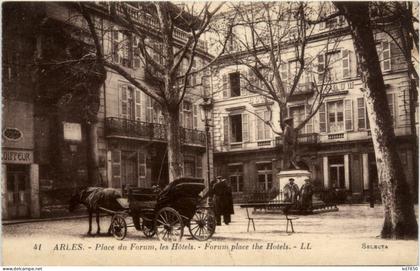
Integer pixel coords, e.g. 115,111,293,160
213,178,234,225
283,178,300,203
300,178,314,211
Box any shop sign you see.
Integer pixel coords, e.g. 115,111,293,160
2,127,23,141
63,122,82,141
2,150,33,164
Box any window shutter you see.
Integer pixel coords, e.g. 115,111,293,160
264,111,272,139
342,50,351,79
357,97,366,129
248,68,255,92
382,41,391,72
387,93,395,125
193,104,198,129
120,85,128,119
344,99,353,131
319,103,326,133
242,113,249,142
138,151,146,181
223,116,229,145
133,37,141,69
317,54,325,82
240,71,248,96
134,89,141,121
222,74,229,98
305,104,313,133
256,111,263,140
146,96,153,123
179,102,184,127
195,155,202,178
111,150,121,188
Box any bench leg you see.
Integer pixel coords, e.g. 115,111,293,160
247,218,255,232
286,219,295,233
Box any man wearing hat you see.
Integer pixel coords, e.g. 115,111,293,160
283,116,298,169
283,178,300,203
300,178,314,211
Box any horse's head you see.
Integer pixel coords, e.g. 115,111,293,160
69,188,84,212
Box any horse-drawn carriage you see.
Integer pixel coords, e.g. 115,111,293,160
106,177,216,242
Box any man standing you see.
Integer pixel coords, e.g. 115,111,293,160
283,178,300,203
213,178,234,225
300,178,314,211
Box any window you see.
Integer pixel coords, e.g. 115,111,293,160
381,41,391,72
317,50,352,82
223,113,249,145
327,100,344,133
182,101,193,129
230,114,243,142
289,105,305,132
229,165,244,192
257,163,272,191
146,96,154,123
184,155,196,177
112,30,133,68
387,93,395,125
229,72,241,97
319,103,327,133
325,51,341,82
329,156,345,188
357,98,370,130
120,85,136,120
256,111,271,140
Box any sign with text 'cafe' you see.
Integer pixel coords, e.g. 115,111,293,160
2,150,33,164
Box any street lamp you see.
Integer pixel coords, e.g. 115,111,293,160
199,75,213,200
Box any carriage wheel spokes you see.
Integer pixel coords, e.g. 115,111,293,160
188,208,216,241
154,207,184,242
110,214,127,240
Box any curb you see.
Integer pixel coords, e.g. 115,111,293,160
2,213,111,226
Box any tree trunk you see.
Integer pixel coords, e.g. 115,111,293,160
335,2,418,239
86,122,101,186
165,109,183,182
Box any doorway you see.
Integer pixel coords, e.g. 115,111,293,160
6,164,30,218
329,156,345,188
121,151,138,187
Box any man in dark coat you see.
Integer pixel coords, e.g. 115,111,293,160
300,178,314,211
213,179,234,225
283,178,300,203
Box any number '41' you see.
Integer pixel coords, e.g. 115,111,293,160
33,244,42,250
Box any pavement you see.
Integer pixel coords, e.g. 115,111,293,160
2,204,418,266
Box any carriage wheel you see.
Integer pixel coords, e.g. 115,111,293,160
154,207,184,242
110,214,127,240
188,208,216,241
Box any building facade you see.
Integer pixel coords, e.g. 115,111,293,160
210,4,418,202
2,2,212,219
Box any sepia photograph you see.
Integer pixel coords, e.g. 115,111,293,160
1,1,419,267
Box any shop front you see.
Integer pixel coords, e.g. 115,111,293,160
2,149,40,219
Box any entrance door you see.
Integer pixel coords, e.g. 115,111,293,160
6,165,30,218
329,156,345,188
121,151,138,188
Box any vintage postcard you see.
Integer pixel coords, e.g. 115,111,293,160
2,0,419,267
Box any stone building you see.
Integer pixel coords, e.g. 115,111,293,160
2,2,212,219
210,3,418,203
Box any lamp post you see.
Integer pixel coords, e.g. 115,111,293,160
199,75,213,199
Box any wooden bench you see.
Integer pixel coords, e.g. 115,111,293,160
240,202,297,233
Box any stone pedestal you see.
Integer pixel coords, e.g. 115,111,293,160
277,169,311,193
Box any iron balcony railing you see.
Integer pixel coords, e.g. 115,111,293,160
105,117,206,147
96,2,207,50
275,132,319,146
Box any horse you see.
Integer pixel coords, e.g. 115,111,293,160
69,187,123,236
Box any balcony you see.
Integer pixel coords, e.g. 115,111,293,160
95,2,207,51
275,133,319,147
105,117,206,147
288,82,315,101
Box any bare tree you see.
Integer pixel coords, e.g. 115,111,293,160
212,2,345,138
66,2,232,182
334,1,418,239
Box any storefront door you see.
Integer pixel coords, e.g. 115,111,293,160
121,151,138,187
6,165,30,218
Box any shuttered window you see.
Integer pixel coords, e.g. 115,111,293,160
357,98,367,129
222,74,229,98
387,93,395,125
382,41,391,72
242,113,249,142
317,54,325,82
223,116,229,145
342,50,351,79
344,99,353,131
319,103,327,133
